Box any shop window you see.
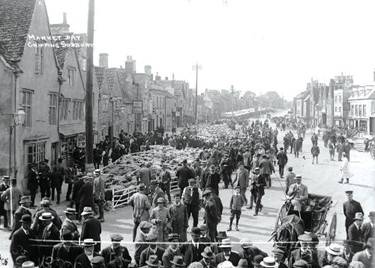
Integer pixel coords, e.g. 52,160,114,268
26,142,46,172
359,105,362,116
73,100,84,120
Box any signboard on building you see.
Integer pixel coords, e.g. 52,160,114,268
133,101,143,114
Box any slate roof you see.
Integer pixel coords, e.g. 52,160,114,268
0,0,36,67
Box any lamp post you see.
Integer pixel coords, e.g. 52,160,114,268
7,107,25,228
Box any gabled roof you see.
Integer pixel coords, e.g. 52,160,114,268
53,33,74,69
0,0,36,67
117,69,133,103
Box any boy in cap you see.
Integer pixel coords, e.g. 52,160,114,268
227,186,245,231
248,167,260,209
101,234,132,267
150,197,169,244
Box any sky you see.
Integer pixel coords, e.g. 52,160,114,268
45,0,375,100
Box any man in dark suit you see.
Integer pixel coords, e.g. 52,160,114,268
51,229,83,266
61,208,80,241
78,175,95,216
203,190,220,242
10,214,38,264
10,196,32,238
38,212,60,266
253,171,267,216
343,190,364,238
176,159,195,196
214,239,241,266
101,234,132,267
81,206,102,253
180,227,206,266
31,198,62,239
276,147,288,178
74,239,101,268
139,233,165,266
240,238,268,267
348,212,365,253
361,211,375,243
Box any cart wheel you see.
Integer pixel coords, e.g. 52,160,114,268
275,203,288,231
326,212,337,246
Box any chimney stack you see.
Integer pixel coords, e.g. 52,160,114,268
99,53,108,68
155,72,161,81
125,56,136,74
144,65,152,76
63,12,67,24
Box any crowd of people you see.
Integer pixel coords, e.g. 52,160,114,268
0,118,373,268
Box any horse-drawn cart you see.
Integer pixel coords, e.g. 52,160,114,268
271,193,337,259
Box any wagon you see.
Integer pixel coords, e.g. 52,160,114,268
270,193,337,259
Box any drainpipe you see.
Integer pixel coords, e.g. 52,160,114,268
13,70,22,180
57,69,65,158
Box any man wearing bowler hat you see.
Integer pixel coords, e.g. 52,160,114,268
214,238,241,266
10,196,32,238
39,212,60,266
81,206,102,253
61,207,80,240
348,212,365,253
74,238,101,268
361,211,375,243
101,234,132,268
343,190,364,238
10,214,37,264
180,227,206,266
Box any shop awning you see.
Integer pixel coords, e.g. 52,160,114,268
59,124,85,137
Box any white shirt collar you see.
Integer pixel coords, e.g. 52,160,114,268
46,222,53,230
192,240,199,248
87,254,93,261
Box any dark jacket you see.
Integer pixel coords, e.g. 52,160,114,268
348,223,364,253
215,251,241,266
74,252,101,268
39,224,60,263
181,241,206,266
78,181,94,208
288,248,320,268
72,178,84,203
81,216,102,252
240,247,268,268
343,200,364,229
51,170,64,188
176,166,195,189
10,206,32,238
52,242,83,265
10,228,38,263
139,247,165,266
361,221,375,243
101,245,132,267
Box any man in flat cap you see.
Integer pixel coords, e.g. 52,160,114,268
128,183,151,242
182,178,202,228
239,238,268,267
168,193,188,242
134,221,153,265
343,190,364,238
150,197,169,243
101,234,132,268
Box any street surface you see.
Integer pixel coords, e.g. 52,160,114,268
1,122,374,265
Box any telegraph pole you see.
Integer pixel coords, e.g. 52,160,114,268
193,63,201,125
85,0,95,172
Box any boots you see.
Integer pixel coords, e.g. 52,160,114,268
346,178,349,184
228,219,233,231
338,179,343,184
235,225,239,231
